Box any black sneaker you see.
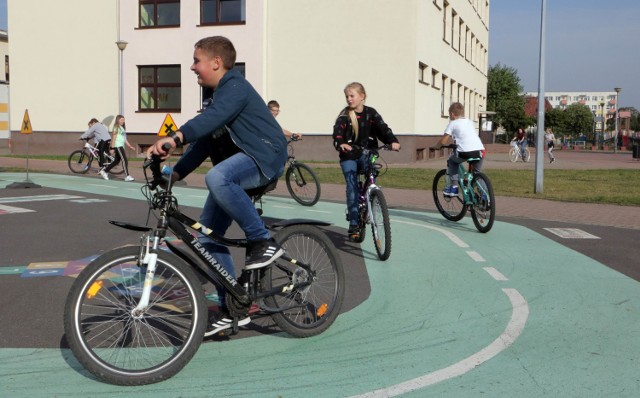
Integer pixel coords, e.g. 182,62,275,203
347,225,360,240
204,311,250,337
245,238,284,270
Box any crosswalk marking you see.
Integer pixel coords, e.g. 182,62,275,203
544,228,600,239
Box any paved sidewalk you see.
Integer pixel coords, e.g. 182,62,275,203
1,150,639,230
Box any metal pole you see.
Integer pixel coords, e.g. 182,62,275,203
614,87,621,153
534,0,546,193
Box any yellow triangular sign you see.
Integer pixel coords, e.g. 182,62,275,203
157,114,177,136
21,109,33,134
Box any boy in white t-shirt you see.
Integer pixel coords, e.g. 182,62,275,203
430,102,485,196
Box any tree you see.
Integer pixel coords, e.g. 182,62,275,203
545,107,567,134
564,103,594,139
487,63,527,137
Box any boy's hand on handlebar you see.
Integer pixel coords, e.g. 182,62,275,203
147,137,175,160
390,142,401,151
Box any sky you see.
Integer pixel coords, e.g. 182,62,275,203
0,1,637,108
489,0,640,110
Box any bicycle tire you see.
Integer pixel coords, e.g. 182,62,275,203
106,157,126,175
508,148,518,163
262,224,345,338
523,148,531,162
353,204,367,243
470,172,496,233
285,162,321,206
432,169,467,221
63,246,207,386
370,189,391,261
68,149,92,174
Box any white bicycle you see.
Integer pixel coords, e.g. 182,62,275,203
509,140,531,162
68,139,124,175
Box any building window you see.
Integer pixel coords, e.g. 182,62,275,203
431,68,439,89
138,65,181,112
418,62,429,85
201,0,246,25
139,0,180,28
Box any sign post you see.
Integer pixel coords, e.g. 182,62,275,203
7,109,41,188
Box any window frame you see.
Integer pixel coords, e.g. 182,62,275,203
200,0,246,26
139,0,181,29
137,65,182,113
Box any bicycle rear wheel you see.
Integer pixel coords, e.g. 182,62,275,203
470,172,496,233
285,162,321,206
523,148,531,162
63,246,207,386
68,150,92,174
262,224,344,338
103,154,125,175
370,189,391,261
432,169,467,221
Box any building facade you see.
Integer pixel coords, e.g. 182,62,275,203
525,90,619,133
8,0,489,162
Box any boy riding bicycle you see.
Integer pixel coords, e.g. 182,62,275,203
147,36,288,336
430,102,485,196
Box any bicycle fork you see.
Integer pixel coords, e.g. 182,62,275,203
132,234,160,314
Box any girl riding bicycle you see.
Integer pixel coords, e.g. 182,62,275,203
430,102,485,197
332,82,400,239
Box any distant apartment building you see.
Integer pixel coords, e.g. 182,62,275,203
525,91,618,133
0,29,8,151
8,0,489,162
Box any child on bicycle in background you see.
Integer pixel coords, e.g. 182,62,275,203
80,118,111,170
332,82,400,239
512,127,527,160
430,102,485,197
147,36,288,336
268,99,301,140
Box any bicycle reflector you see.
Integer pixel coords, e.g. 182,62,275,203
316,303,328,318
86,281,104,299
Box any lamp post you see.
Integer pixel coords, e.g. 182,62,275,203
116,40,128,115
613,87,621,153
599,102,605,149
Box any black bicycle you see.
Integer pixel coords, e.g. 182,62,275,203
283,136,321,206
349,145,392,261
63,152,344,385
432,144,495,233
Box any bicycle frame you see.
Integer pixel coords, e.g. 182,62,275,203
119,159,317,314
358,153,381,226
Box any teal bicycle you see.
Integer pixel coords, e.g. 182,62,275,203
431,145,495,233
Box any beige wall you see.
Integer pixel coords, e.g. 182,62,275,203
7,0,118,133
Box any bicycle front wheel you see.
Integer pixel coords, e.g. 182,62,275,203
262,224,345,338
470,172,496,233
68,150,92,174
370,189,391,261
285,162,321,206
432,169,467,221
508,148,518,163
63,246,207,386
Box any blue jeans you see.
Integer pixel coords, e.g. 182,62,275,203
199,152,276,306
340,154,369,226
447,150,484,183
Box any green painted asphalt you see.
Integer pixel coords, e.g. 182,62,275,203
1,173,639,397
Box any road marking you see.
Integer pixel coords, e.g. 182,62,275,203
307,209,331,214
70,199,109,203
0,204,35,214
483,267,508,281
0,194,84,203
353,288,529,397
544,228,600,239
394,219,469,248
466,251,485,262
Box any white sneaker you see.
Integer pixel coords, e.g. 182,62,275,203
99,170,109,180
124,175,135,182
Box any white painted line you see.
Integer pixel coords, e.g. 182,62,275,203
394,219,469,248
0,204,35,214
352,288,529,397
466,251,485,262
273,205,295,209
544,228,600,239
86,184,111,188
483,267,508,281
0,194,84,203
307,209,331,214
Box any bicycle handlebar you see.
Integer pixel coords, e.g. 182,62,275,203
143,143,173,190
